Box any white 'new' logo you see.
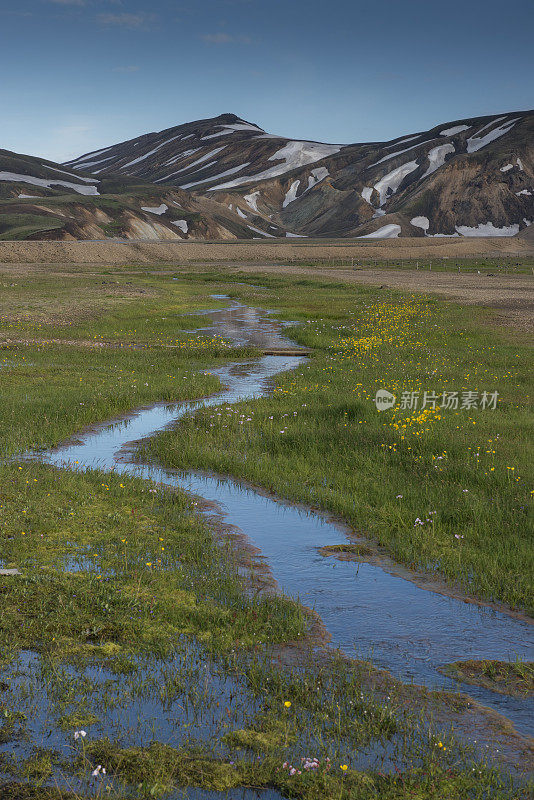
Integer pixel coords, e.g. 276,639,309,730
374,389,396,411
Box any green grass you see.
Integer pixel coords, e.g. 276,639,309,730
440,660,534,697
81,738,521,800
0,271,242,344
0,266,531,798
0,344,231,457
0,214,65,240
0,462,307,657
0,274,262,455
142,273,533,613
287,257,534,275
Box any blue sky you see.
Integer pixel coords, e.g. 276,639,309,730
1,0,532,162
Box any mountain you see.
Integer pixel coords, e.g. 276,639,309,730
65,111,533,239
0,147,255,241
1,111,532,240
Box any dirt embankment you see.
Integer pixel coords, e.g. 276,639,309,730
0,235,532,266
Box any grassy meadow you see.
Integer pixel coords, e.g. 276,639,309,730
0,265,532,798
144,273,533,614
271,256,534,274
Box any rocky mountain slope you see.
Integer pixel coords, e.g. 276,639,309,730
1,111,532,240
66,111,533,239
0,147,254,241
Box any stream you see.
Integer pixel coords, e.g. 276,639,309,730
34,301,533,737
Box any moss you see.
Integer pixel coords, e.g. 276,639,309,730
273,768,375,799
440,660,534,697
223,717,290,751
0,785,82,800
19,752,55,783
58,710,100,731
318,543,374,559
372,767,527,800
101,221,124,237
86,739,248,793
98,641,123,658
0,710,27,744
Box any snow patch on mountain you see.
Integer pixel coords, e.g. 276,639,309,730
171,219,188,233
65,146,113,166
166,148,226,176
500,164,513,172
385,135,421,149
361,187,374,204
440,125,470,136
411,216,430,232
369,139,438,168
201,130,235,140
306,167,329,190
247,225,275,237
0,172,99,196
421,144,455,178
74,155,115,171
162,148,200,168
359,224,401,238
184,163,251,189
222,122,264,133
44,165,99,184
283,180,300,207
209,140,343,190
467,118,518,153
243,191,260,212
455,222,520,236
374,161,419,206
236,207,247,218
141,204,168,215
202,122,265,140
120,136,182,169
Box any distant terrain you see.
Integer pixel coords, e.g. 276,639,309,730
0,110,532,241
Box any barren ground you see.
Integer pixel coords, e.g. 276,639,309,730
1,237,533,333
0,234,532,265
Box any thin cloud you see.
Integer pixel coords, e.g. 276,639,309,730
97,13,157,30
201,32,251,44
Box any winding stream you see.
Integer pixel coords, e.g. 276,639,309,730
34,301,533,736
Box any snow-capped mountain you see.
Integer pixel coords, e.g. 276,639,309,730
1,110,532,241
64,114,344,191
0,146,256,241
64,111,533,239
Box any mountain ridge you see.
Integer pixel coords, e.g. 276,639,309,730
0,110,531,241
64,109,533,240
0,145,256,241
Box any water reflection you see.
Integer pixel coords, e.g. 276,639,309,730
28,307,534,736
188,301,297,350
